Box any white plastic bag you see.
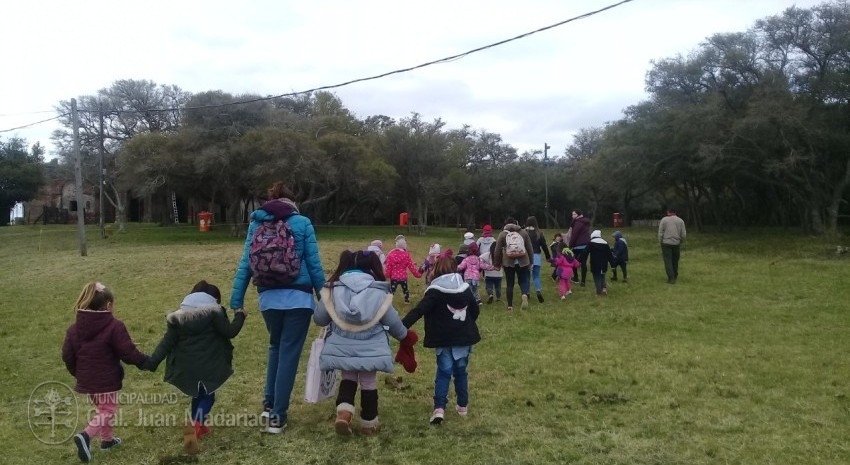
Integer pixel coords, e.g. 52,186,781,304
304,326,338,403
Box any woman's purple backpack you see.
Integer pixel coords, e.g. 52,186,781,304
249,219,301,288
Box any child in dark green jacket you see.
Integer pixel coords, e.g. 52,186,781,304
148,280,245,454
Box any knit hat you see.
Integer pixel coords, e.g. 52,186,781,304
459,243,470,255
370,239,383,250
468,242,479,256
395,237,407,249
482,224,493,237
590,229,602,239
612,231,623,240
429,243,441,255
464,232,474,240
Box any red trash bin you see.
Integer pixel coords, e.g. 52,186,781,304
613,213,623,228
198,211,213,232
399,212,408,226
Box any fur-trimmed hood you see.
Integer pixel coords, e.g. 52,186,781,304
320,272,393,332
166,292,226,331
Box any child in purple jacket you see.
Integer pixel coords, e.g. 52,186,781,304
62,282,148,463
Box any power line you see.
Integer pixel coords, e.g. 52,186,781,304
0,109,58,117
82,0,636,115
0,115,65,134
3,0,635,127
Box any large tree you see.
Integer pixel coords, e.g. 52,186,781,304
0,138,44,221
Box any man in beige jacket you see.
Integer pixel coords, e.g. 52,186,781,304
658,208,686,284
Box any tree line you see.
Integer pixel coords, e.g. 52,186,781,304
4,1,848,234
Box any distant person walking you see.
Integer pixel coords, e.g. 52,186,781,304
492,217,534,311
658,208,687,284
567,209,591,287
524,216,551,303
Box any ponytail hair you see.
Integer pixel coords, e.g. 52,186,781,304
74,282,114,311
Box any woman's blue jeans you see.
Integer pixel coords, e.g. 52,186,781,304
531,253,543,291
434,349,469,410
261,308,313,423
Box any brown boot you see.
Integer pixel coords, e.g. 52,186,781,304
334,403,355,436
182,423,200,455
359,416,380,436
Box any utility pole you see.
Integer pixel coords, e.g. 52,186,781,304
543,143,551,229
98,101,105,238
71,98,88,256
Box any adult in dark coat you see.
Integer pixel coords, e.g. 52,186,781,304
567,209,592,287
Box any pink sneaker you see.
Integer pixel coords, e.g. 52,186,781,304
456,405,468,416
429,408,445,425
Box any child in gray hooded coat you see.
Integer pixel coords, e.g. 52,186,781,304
313,249,417,436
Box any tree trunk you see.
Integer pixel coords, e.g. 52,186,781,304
825,155,850,235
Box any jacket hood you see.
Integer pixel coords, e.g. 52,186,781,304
590,229,608,244
74,310,115,341
613,230,623,240
332,272,391,326
503,223,521,232
167,292,225,332
426,273,470,294
252,198,299,222
180,292,219,310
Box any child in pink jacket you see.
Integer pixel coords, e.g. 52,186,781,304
457,243,495,304
552,249,581,299
384,235,422,304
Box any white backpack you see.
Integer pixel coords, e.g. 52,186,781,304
504,231,527,258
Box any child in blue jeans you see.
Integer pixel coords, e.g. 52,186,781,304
402,255,480,424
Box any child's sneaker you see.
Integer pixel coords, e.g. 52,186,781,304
521,294,529,309
568,290,572,295
265,417,286,434
456,405,468,416
561,295,566,300
487,294,494,304
260,402,272,419
73,432,91,463
429,408,445,425
506,306,513,312
99,437,122,451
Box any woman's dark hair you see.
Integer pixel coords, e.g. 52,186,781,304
525,216,539,229
489,241,496,256
504,217,517,226
327,249,386,284
572,209,583,216
266,181,295,201
191,280,222,303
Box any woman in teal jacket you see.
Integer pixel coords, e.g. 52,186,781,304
230,181,326,434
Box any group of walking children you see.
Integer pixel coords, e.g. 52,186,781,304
63,280,245,462
316,247,481,430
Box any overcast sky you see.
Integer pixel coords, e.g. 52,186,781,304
0,0,826,158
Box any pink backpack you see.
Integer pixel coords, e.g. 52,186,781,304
249,219,301,287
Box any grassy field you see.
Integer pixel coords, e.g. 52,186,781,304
1,222,848,464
